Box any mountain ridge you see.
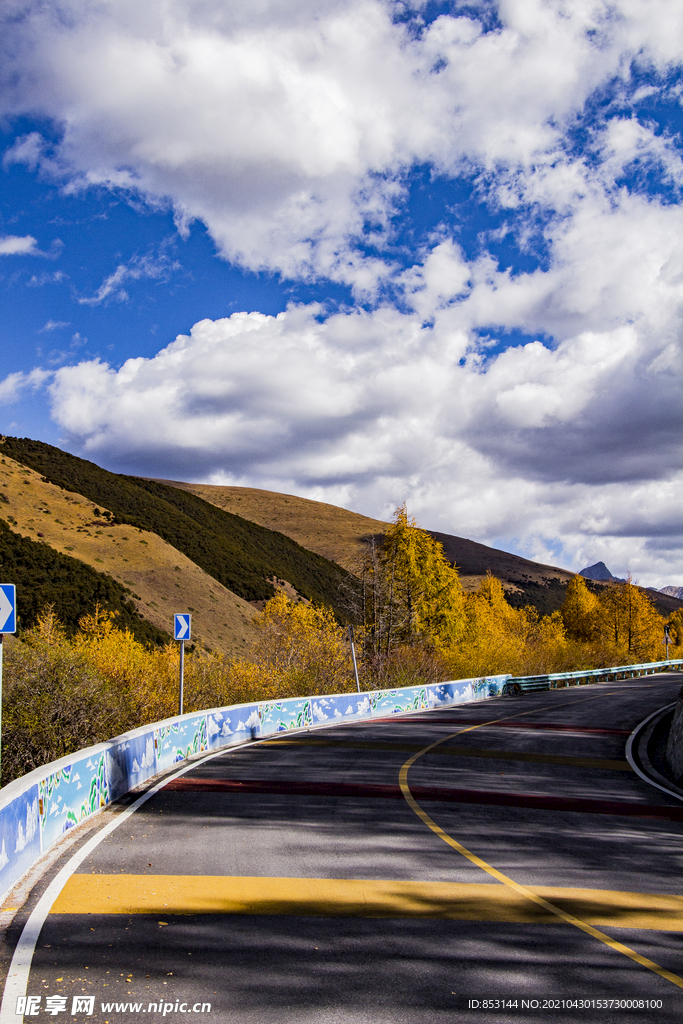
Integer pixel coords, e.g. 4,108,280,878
1,437,680,648
0,437,353,619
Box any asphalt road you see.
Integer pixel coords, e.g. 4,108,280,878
5,674,683,1024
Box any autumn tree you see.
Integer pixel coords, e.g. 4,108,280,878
666,610,683,653
597,578,664,662
447,572,566,678
561,575,600,641
358,504,465,655
249,591,353,695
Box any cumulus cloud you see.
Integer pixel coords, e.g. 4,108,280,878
2,0,683,584
48,269,683,584
0,368,51,404
1,0,681,287
0,235,39,256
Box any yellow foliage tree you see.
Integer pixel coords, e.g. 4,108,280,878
561,575,601,641
448,573,567,677
360,503,465,654
596,579,664,662
249,592,354,695
666,610,683,655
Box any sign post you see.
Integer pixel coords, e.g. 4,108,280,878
0,585,17,785
347,624,361,694
174,614,191,716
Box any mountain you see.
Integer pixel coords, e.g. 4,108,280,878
1,437,680,649
162,481,582,616
164,482,683,619
0,450,256,651
153,480,388,574
579,561,619,581
0,437,356,652
0,437,354,614
661,586,683,601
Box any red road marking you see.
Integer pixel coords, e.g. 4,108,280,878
164,777,683,821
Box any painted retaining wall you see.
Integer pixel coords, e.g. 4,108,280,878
665,686,683,783
0,674,509,902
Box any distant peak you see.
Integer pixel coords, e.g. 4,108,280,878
579,561,615,581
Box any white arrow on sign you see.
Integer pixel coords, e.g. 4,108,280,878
176,615,190,639
0,588,13,631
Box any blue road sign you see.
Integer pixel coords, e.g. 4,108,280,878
174,613,191,641
0,584,16,633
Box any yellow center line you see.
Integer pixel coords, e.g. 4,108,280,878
398,693,683,989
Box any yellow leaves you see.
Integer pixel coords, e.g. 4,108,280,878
666,610,683,652
78,603,118,638
361,502,465,653
23,605,68,649
249,592,353,695
561,575,600,641
596,578,664,661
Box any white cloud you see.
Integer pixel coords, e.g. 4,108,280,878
40,319,70,332
1,0,681,288
3,0,683,587
78,252,180,306
17,155,683,584
48,183,683,585
0,234,63,259
0,235,39,256
0,368,51,405
27,271,67,286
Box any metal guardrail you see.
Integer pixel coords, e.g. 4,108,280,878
504,658,683,695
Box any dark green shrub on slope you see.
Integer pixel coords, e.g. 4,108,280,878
1,437,354,615
0,518,168,644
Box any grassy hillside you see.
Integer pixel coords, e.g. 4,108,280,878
161,480,579,612
0,516,167,644
1,437,354,618
163,481,683,619
0,454,257,653
157,480,388,573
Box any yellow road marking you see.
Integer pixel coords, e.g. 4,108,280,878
398,714,683,989
265,737,631,771
49,874,683,930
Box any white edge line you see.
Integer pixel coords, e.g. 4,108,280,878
0,747,227,1024
625,702,683,805
3,677,673,1019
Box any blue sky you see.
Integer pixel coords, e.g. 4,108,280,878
1,0,683,587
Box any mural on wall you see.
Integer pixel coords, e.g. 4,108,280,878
308,693,379,725
0,672,511,900
39,752,109,850
429,676,508,706
259,698,313,735
155,715,208,773
0,785,40,896
207,704,260,748
106,733,157,802
371,686,429,716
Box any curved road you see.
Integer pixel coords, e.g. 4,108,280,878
4,674,683,1023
